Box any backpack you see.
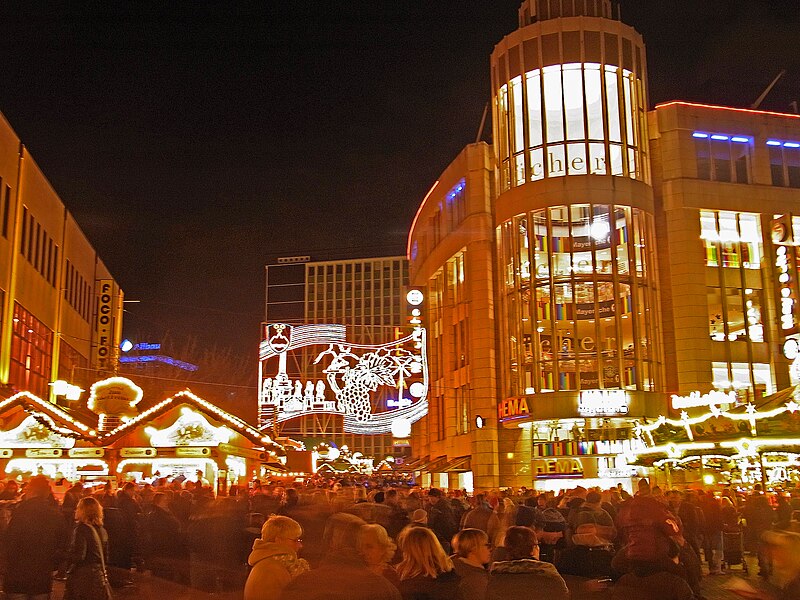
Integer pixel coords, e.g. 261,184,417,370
616,496,681,562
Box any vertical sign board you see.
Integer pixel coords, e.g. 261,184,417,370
95,279,114,370
772,215,799,335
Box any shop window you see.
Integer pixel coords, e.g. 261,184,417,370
694,134,752,183
768,142,800,188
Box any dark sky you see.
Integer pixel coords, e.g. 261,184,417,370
0,1,798,363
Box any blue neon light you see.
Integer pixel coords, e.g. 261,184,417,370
446,178,466,202
692,132,708,138
767,140,782,146
119,355,199,371
785,142,800,148
710,134,729,141
730,137,750,143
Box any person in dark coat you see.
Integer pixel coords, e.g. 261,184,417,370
396,525,462,600
425,489,457,554
280,513,400,600
486,526,569,600
64,496,110,600
451,528,490,600
2,475,67,599
143,492,186,582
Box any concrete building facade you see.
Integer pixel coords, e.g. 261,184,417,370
0,112,123,402
407,0,800,491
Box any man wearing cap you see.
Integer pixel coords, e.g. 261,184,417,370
2,476,67,600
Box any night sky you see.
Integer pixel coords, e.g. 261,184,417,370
0,1,798,365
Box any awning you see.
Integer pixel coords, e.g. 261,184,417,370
393,455,429,472
262,462,287,473
441,456,472,472
421,455,449,473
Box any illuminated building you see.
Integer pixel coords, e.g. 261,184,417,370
262,256,410,461
0,111,123,401
407,0,800,490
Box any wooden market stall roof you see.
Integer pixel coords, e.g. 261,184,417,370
99,390,285,454
0,391,98,440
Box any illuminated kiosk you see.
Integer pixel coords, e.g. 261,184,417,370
258,323,428,442
0,392,102,480
627,388,800,489
100,388,286,492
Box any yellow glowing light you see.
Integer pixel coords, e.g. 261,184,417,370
703,474,716,485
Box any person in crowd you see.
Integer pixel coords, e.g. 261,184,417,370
569,490,617,544
395,525,462,600
357,523,399,585
385,489,411,538
667,489,703,562
486,526,569,600
532,501,567,564
609,538,694,600
451,528,490,600
107,482,141,585
2,475,66,600
425,488,458,554
0,480,19,501
61,481,85,521
64,496,111,600
514,496,538,528
494,497,517,547
636,478,651,497
743,493,776,577
556,522,616,580
698,490,725,574
775,495,792,531
721,496,739,530
461,493,500,544
280,513,400,600
142,492,186,583
244,515,309,600
411,508,429,527
187,496,249,593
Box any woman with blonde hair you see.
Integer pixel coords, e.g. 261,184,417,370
451,528,490,600
244,515,309,600
65,496,112,600
396,526,463,600
357,523,399,585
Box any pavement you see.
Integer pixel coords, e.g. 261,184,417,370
47,555,782,600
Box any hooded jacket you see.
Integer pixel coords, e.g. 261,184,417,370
244,540,309,600
486,558,569,600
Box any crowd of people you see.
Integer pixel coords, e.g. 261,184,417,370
0,472,799,599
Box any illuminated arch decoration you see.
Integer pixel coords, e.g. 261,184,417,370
258,323,429,435
0,392,96,438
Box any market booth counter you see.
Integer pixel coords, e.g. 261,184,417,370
101,390,285,493
0,391,105,481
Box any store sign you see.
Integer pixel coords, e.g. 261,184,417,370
534,458,584,479
119,447,157,458
25,448,63,458
94,279,116,370
175,447,211,457
68,448,105,458
218,443,267,461
775,245,797,332
498,397,530,420
598,467,640,478
671,390,736,410
578,390,629,416
0,449,12,458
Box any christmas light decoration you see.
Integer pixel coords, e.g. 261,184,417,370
259,323,429,435
147,408,232,447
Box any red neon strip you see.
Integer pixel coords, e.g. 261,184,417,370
406,180,440,260
655,101,800,119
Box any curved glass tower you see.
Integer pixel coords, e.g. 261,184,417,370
493,0,662,399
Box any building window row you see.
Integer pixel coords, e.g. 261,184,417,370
693,132,751,184
768,139,800,188
499,204,660,395
9,302,53,399
64,260,92,323
0,180,10,239
19,206,59,287
497,62,646,190
429,180,468,252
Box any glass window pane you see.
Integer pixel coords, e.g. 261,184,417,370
711,140,732,182
511,76,525,153
527,71,543,148
589,143,607,175
610,143,624,175
530,147,545,181
585,64,604,140
622,70,636,146
605,66,621,143
567,143,587,175
548,144,566,177
544,66,565,143
563,64,585,141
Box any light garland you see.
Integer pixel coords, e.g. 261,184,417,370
0,391,93,434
